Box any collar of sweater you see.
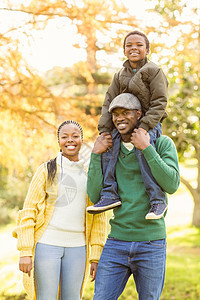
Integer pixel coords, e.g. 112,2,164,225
56,152,85,169
122,141,134,151
123,57,147,71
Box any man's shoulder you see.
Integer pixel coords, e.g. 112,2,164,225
156,135,176,151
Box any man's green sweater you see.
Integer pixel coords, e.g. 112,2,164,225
87,135,180,242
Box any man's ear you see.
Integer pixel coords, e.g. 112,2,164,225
137,110,142,120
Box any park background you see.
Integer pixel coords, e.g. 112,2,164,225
0,0,200,299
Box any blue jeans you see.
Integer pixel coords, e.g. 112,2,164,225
34,243,86,300
100,129,121,202
93,238,166,300
100,123,166,205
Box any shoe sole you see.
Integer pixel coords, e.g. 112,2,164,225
87,201,122,214
145,206,168,220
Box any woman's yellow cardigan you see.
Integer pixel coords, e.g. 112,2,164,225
13,162,107,299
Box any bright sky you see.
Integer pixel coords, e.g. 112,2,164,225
27,0,154,72
0,0,155,72
0,0,199,73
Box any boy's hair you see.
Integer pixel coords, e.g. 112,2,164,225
123,30,150,50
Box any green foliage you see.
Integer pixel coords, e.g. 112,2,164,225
44,66,112,87
0,293,28,300
153,0,186,20
163,67,199,161
0,199,14,225
0,165,32,225
44,66,74,86
0,173,31,210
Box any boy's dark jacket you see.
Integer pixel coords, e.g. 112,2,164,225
98,58,168,132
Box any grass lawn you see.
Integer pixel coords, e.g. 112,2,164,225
0,225,200,299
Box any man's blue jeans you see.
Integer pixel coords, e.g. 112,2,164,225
93,238,166,300
34,243,86,300
100,123,166,205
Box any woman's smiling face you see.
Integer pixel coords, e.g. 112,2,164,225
58,123,82,161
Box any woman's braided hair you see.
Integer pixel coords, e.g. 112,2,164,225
47,120,83,184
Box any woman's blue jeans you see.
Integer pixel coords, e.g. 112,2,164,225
100,123,166,205
93,238,166,300
34,243,86,300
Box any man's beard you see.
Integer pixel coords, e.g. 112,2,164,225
123,121,140,136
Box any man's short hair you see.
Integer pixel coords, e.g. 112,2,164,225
109,93,142,113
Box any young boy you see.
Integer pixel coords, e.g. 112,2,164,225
87,30,168,220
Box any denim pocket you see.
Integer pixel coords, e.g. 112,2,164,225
148,239,166,247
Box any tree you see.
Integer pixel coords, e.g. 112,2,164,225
2,0,137,92
0,36,58,171
0,0,139,173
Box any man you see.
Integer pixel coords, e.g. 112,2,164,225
87,94,180,299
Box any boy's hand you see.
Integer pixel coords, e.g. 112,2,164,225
131,128,150,150
92,132,112,154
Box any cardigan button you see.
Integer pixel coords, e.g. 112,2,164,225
122,155,125,158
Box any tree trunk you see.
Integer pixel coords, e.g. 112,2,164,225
193,147,200,227
192,195,200,227
180,175,200,227
86,27,97,95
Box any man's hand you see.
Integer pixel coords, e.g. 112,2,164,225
19,256,32,277
92,132,112,154
137,127,147,134
131,128,150,150
90,262,98,282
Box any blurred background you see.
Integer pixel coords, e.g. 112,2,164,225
0,0,199,299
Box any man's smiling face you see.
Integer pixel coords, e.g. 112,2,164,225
112,107,142,141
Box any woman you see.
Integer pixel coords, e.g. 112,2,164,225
13,120,106,300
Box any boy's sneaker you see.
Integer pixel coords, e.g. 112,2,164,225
87,199,121,214
145,203,168,220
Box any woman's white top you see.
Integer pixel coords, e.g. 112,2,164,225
39,152,87,247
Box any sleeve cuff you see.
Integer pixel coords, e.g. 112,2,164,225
20,250,33,257
89,245,104,263
139,122,150,131
99,128,111,134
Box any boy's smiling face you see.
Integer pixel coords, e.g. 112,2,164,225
124,34,149,68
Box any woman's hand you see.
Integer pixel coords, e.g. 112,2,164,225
92,132,112,154
131,128,150,150
19,256,33,277
90,262,98,282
